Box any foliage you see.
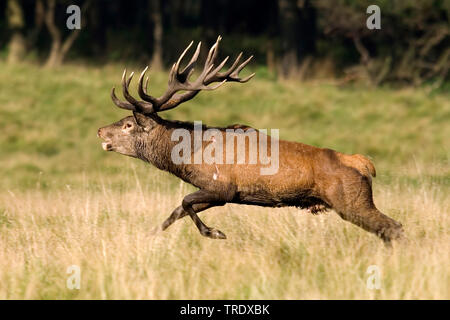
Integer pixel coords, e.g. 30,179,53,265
0,1,448,85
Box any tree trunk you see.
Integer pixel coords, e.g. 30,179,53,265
149,0,163,70
277,0,299,78
266,39,276,74
89,1,106,57
27,0,45,49
43,0,62,67
45,39,63,68
7,0,26,64
277,0,316,79
43,0,89,68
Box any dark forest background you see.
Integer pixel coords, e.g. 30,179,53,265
1,0,449,86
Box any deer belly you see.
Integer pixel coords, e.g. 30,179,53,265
234,172,316,207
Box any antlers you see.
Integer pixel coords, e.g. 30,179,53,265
111,36,255,114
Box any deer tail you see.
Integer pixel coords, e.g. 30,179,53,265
352,154,376,178
338,153,376,178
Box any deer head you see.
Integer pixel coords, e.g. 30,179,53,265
97,36,254,159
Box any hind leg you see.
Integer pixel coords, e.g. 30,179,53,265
337,207,404,245
325,169,404,244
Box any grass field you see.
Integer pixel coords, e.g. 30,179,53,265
0,61,449,299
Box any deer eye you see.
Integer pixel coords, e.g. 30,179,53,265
125,123,132,129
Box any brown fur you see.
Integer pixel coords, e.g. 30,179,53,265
98,116,405,244
98,37,404,244
338,153,376,179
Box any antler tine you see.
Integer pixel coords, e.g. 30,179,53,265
221,52,243,77
144,76,149,93
122,70,139,105
168,63,177,85
205,52,240,83
201,55,229,87
191,64,221,90
158,41,218,103
204,36,221,69
109,69,137,111
110,68,154,113
206,53,254,84
236,72,256,83
232,55,253,76
111,87,135,111
230,55,255,82
138,67,148,94
174,41,194,74
111,37,254,114
210,35,222,64
204,79,227,90
193,37,221,84
138,66,158,104
205,55,230,83
178,42,202,82
168,40,199,86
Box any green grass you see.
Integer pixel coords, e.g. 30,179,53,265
0,61,449,299
0,62,448,191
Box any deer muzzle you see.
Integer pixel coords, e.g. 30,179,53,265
98,128,113,151
102,142,113,151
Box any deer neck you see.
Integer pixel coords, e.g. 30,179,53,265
135,119,193,178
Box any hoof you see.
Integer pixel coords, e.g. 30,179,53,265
203,228,227,239
380,224,405,245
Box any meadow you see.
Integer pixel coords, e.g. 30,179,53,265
0,61,448,299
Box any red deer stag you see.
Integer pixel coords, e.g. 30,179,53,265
98,37,405,244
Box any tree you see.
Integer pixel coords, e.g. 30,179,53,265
43,0,91,68
316,0,449,86
277,0,316,79
149,0,163,70
6,0,26,64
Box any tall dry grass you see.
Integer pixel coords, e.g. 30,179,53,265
0,163,448,299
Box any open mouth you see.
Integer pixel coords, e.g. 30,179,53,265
98,130,113,151
101,141,113,151
98,133,113,151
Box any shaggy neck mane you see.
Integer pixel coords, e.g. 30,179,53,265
135,117,196,180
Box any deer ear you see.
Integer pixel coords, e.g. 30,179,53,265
133,112,154,132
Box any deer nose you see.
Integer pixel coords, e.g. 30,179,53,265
97,128,102,138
